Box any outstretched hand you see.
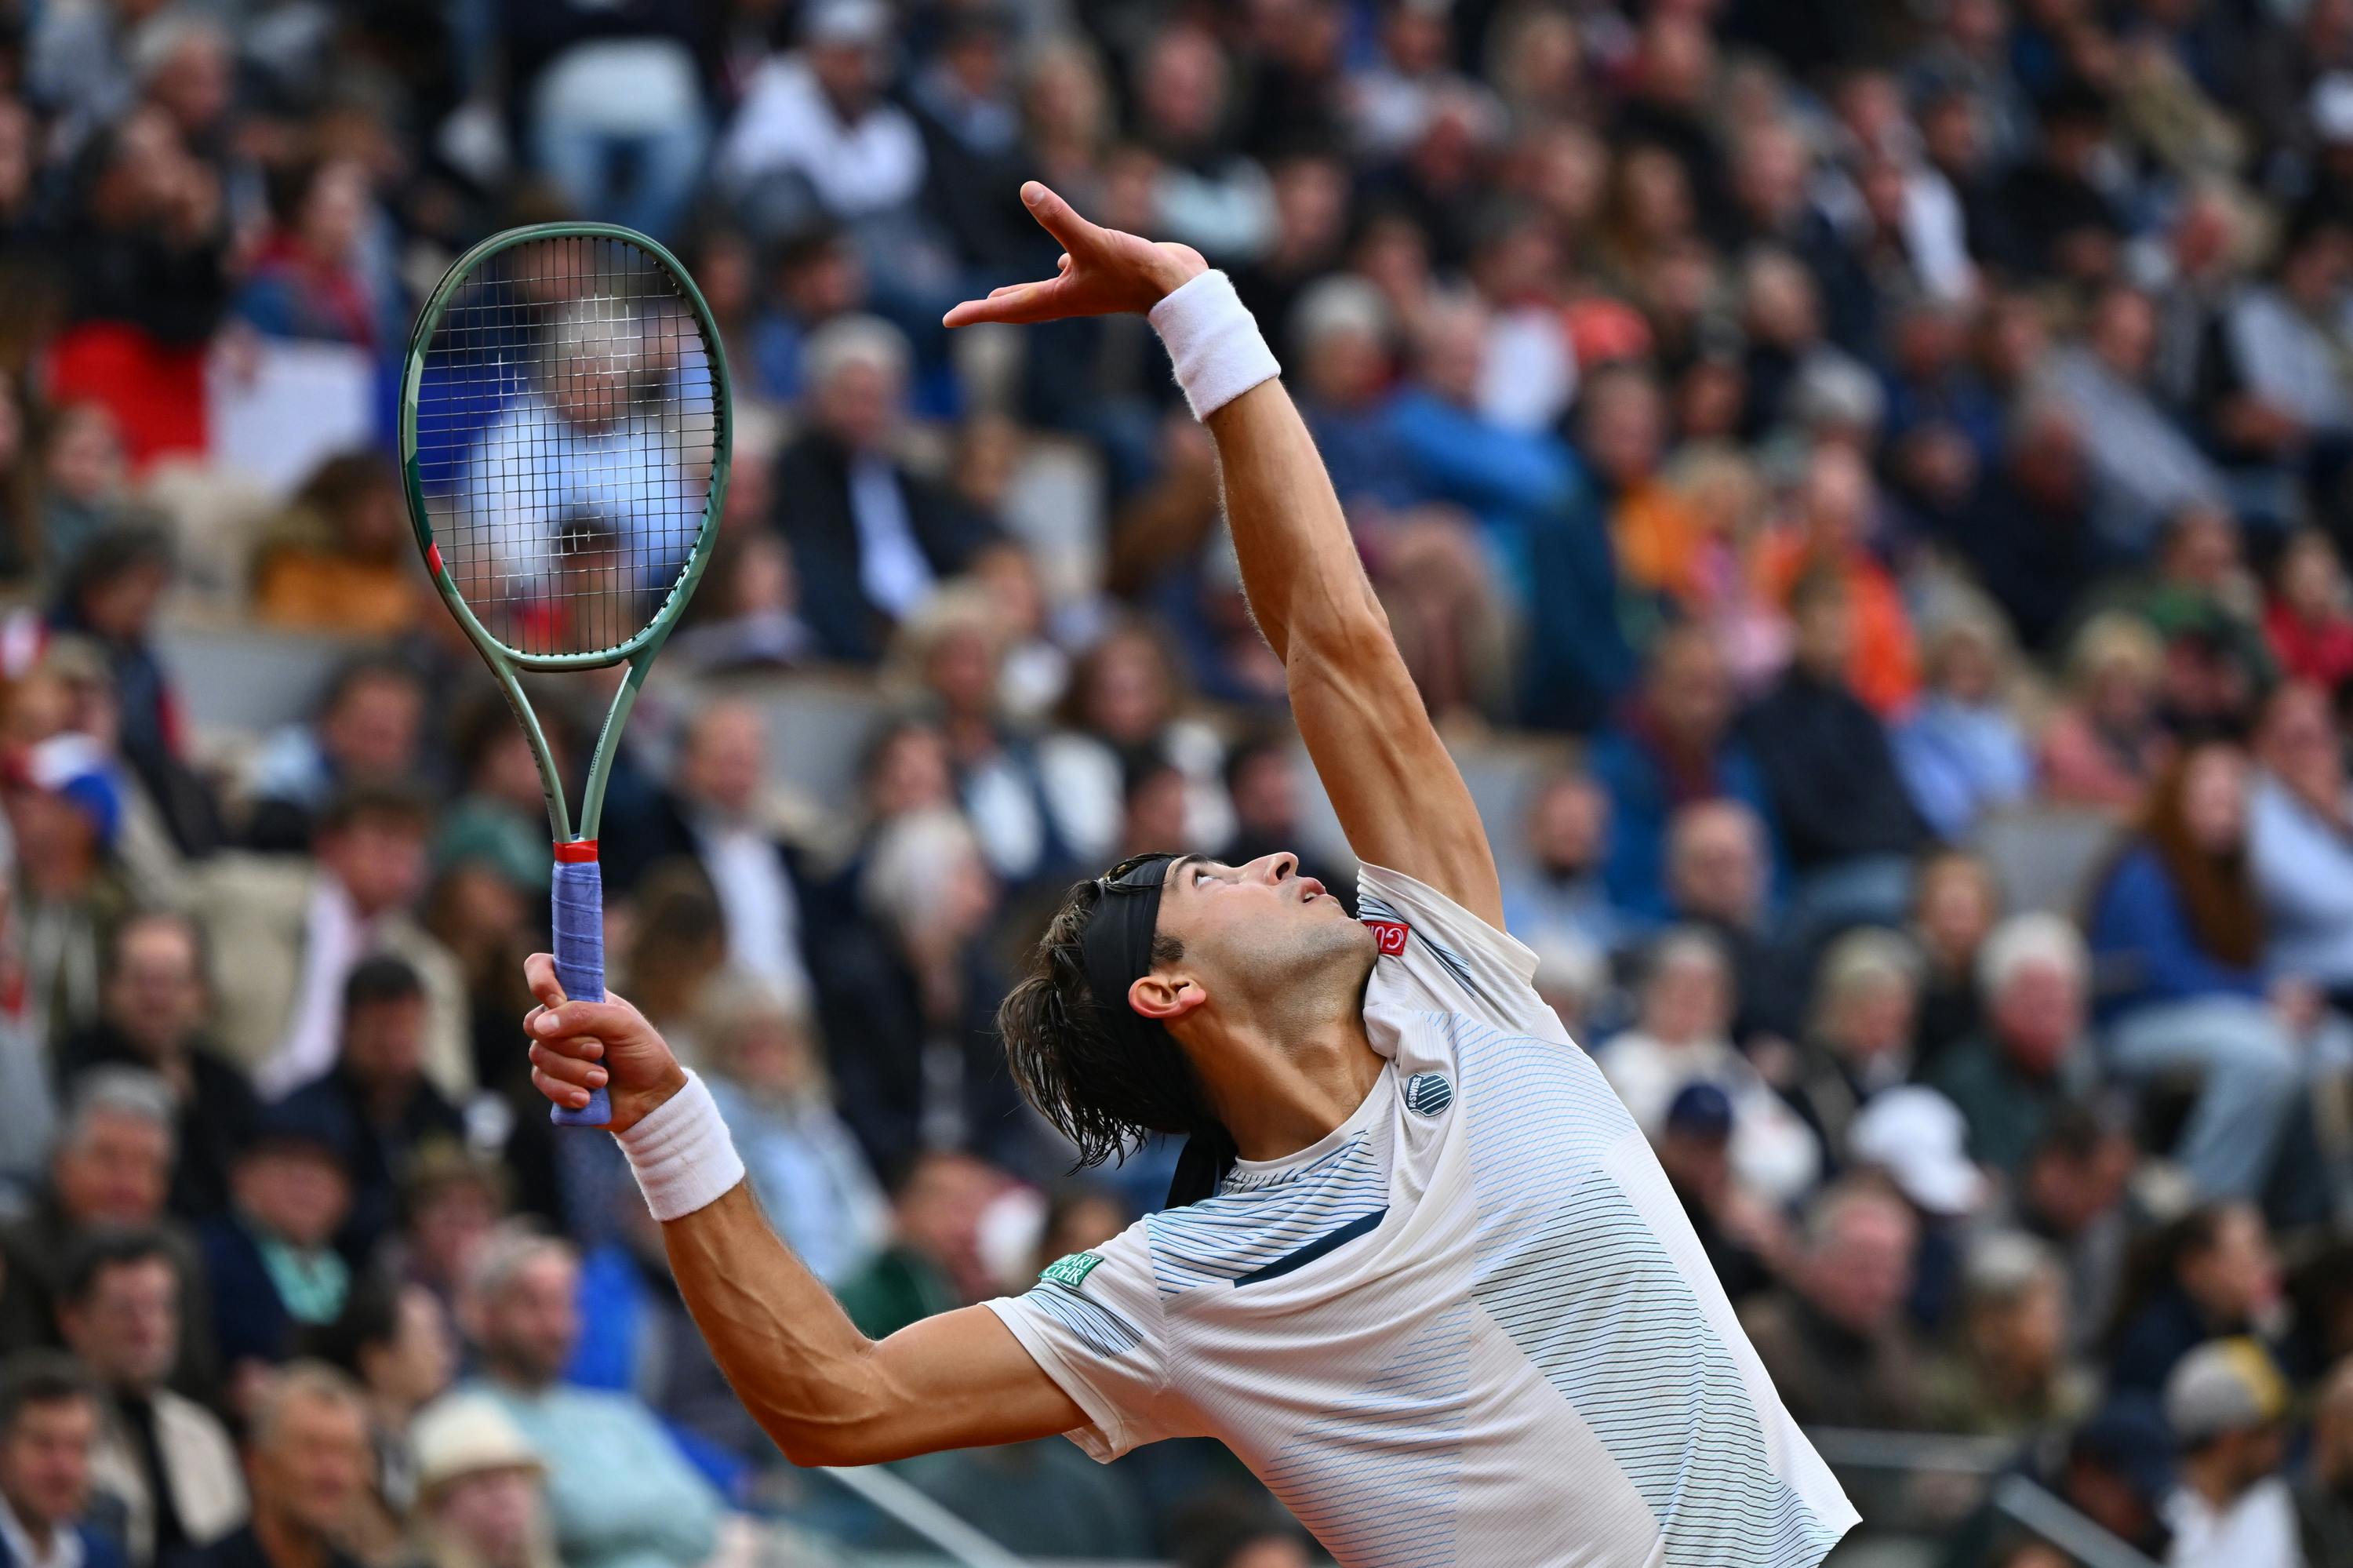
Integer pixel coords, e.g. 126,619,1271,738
522,952,687,1133
943,182,1208,329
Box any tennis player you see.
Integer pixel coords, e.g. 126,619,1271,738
522,183,1859,1566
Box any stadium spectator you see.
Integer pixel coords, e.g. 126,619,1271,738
1926,1232,2092,1439
57,1231,242,1566
2087,744,2329,1199
2041,282,2230,551
456,1228,720,1568
1589,624,1776,922
240,659,427,855
303,1279,454,1564
2110,1204,2284,1396
1741,573,1928,938
1660,799,1798,1044
813,809,1030,1178
1909,849,2002,1073
2162,1338,2299,1568
1501,769,1632,970
1893,608,2035,843
769,316,993,665
0,1072,211,1396
2263,531,2353,690
58,911,258,1221
595,699,816,1009
1598,930,1819,1206
1653,1083,1784,1303
195,786,469,1103
834,1150,1002,1341
1739,1178,1930,1430
1788,928,1924,1162
248,458,421,639
0,1353,120,1568
696,974,886,1287
408,1395,554,1568
196,1104,355,1381
1930,914,2095,1176
2040,611,2172,811
275,957,466,1262
171,1362,370,1568
384,1149,507,1317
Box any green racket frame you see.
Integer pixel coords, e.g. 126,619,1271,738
398,220,733,1122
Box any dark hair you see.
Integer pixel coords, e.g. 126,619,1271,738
0,1352,96,1435
998,880,1215,1168
316,652,423,721
2125,742,2260,968
315,780,435,840
342,953,424,1014
60,1227,176,1308
2104,1202,2251,1350
300,1273,402,1376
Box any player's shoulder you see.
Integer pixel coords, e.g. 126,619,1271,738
1355,861,1562,1037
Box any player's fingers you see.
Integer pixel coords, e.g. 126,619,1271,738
944,282,1058,327
529,1041,608,1089
528,999,633,1046
524,951,566,1010
1020,181,1100,253
1057,252,1071,273
533,1064,597,1113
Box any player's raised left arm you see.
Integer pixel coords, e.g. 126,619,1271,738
946,184,1501,926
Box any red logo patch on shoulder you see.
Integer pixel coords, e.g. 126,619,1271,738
1363,919,1410,956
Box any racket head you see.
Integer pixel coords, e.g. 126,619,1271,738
399,223,731,672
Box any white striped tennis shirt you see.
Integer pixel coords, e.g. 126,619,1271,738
987,863,1859,1566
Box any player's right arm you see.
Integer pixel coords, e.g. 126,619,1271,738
522,954,1087,1465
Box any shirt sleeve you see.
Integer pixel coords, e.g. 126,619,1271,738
982,1221,1194,1462
1355,861,1555,1031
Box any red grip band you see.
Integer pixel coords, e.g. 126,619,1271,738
426,543,444,575
553,840,599,863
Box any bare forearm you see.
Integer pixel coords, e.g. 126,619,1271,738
1205,379,1386,666
658,1184,889,1464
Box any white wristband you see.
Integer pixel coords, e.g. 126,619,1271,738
1149,270,1281,421
615,1071,745,1221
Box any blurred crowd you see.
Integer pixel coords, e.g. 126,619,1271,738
18,0,2353,1563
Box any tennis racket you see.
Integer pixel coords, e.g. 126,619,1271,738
400,222,731,1126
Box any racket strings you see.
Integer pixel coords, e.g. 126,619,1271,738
413,233,720,659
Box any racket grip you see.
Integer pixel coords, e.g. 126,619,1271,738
549,847,609,1127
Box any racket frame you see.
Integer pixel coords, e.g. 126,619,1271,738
397,220,733,850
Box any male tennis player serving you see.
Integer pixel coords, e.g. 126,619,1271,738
522,183,1858,1566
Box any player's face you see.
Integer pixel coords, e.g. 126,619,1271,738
1154,852,1374,1000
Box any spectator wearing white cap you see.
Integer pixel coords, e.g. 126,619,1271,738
2162,1337,2300,1568
1929,912,2095,1175
409,1395,555,1568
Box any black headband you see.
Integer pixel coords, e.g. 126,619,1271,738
1079,853,1236,1208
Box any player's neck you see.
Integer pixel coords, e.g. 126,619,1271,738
1195,1010,1385,1163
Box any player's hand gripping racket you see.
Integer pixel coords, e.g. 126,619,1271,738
401,224,729,1126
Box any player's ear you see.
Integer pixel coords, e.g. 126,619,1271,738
1129,970,1205,1024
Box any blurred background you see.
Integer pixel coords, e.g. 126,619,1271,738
5,0,2353,1563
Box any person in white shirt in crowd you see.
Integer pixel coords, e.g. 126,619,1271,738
718,0,949,294
1598,927,1822,1206
2162,1337,2304,1568
195,785,469,1101
667,700,813,1014
0,1354,118,1568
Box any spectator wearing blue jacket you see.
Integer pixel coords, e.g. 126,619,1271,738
2086,741,2341,1199
1589,624,1780,922
1383,297,1634,731
0,1354,127,1568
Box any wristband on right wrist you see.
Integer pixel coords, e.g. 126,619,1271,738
615,1070,745,1221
